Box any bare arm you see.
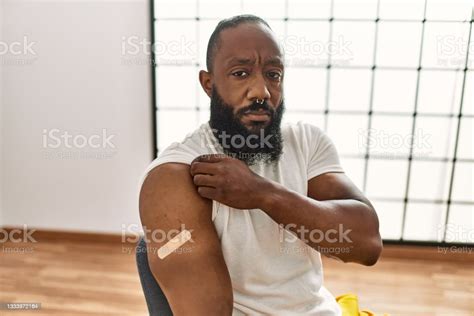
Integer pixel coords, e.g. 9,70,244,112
139,163,233,315
260,172,382,266
189,154,382,266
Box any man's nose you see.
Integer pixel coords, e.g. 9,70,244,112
246,73,271,104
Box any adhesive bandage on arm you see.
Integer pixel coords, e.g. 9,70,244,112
158,229,192,259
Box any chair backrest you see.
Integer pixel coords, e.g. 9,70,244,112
136,237,173,316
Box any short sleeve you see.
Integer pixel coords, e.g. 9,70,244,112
304,123,344,180
137,142,199,191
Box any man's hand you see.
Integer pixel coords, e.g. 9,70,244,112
190,154,269,209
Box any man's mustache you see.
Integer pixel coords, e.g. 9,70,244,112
236,101,274,117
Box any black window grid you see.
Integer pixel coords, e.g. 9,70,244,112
149,0,474,246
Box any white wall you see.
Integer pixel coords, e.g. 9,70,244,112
1,0,153,233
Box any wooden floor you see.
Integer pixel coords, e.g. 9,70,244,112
1,237,473,316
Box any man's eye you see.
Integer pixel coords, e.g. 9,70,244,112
267,72,282,80
232,71,249,77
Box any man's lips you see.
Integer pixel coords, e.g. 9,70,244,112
243,110,271,122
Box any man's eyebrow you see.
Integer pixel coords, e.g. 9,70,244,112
225,56,284,68
225,57,255,67
264,57,284,67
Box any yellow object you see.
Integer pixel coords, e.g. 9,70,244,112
336,293,389,316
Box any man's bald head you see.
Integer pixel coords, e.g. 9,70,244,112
206,15,273,73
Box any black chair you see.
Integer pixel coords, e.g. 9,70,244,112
135,237,173,316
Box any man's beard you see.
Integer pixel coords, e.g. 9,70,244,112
209,87,285,165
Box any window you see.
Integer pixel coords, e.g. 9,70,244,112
151,0,474,245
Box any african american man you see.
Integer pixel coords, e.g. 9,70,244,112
139,14,382,316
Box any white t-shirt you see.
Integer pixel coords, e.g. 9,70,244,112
139,121,344,315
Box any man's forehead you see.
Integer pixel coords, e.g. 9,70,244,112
216,23,284,66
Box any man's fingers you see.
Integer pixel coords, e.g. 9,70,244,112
190,154,232,176
191,154,228,165
190,161,220,176
196,186,217,200
193,174,217,187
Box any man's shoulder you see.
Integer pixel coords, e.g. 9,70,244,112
159,122,215,161
139,123,214,188
282,120,325,144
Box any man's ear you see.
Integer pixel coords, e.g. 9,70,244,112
199,70,213,98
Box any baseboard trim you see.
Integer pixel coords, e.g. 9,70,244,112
1,226,139,244
2,226,472,262
381,243,473,262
